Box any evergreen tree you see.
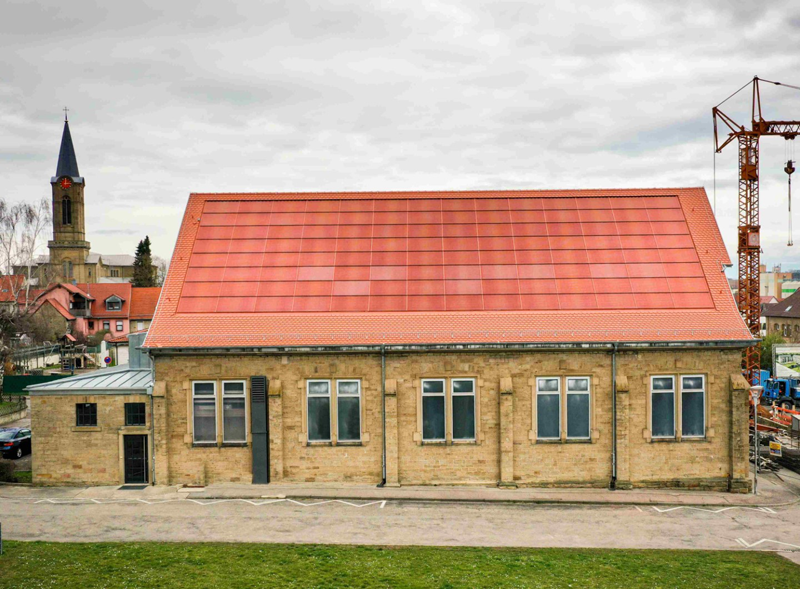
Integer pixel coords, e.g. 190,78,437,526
132,236,156,287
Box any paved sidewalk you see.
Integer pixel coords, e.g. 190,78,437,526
3,470,799,507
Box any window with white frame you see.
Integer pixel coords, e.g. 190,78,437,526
192,381,217,443
651,376,676,438
421,379,446,441
680,375,705,438
307,380,332,442
451,378,476,441
536,377,561,440
337,380,361,442
566,377,591,439
116,320,124,331
222,380,247,443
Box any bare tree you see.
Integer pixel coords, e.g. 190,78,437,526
153,255,169,287
0,196,52,400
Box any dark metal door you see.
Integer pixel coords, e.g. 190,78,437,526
124,435,148,484
250,376,270,484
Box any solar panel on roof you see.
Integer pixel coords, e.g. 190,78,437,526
178,195,713,314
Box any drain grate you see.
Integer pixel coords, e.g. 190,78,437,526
118,485,148,490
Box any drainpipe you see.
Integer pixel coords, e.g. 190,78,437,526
610,342,618,490
377,344,387,487
149,392,156,486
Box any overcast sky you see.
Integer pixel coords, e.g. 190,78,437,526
2,0,799,270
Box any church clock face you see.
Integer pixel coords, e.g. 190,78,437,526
59,177,72,190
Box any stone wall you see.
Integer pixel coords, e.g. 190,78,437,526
151,347,749,491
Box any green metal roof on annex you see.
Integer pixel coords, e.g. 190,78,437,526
25,365,152,395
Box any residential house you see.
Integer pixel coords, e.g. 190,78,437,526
764,289,800,342
31,188,753,491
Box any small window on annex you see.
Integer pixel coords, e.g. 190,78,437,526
566,377,591,440
192,381,217,443
124,402,146,426
337,380,361,442
451,378,476,441
76,403,97,427
222,381,247,443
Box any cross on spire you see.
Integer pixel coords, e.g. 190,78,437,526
63,106,69,122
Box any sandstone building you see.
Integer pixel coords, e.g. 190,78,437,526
30,189,754,491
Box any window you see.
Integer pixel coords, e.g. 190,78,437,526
192,381,216,443
116,321,124,331
451,378,476,441
62,260,73,279
103,321,110,331
76,403,97,427
222,381,247,443
88,320,94,330
536,377,561,440
106,297,122,311
307,380,331,441
62,195,72,225
566,377,591,439
111,269,120,278
421,379,446,441
124,403,146,426
681,375,705,438
337,380,361,442
651,376,676,438
137,321,144,330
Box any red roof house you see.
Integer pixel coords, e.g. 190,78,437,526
145,188,752,348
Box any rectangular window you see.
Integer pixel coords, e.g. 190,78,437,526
88,320,94,330
307,380,331,442
536,377,561,440
337,380,361,442
421,379,446,441
566,377,591,439
124,402,146,426
222,380,247,443
192,381,217,443
106,300,121,311
651,376,676,438
137,321,144,330
451,378,476,441
681,375,705,438
76,403,97,427
116,321,124,331
103,321,110,331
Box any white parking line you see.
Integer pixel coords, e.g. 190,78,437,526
652,506,776,514
735,538,800,550
8,497,387,508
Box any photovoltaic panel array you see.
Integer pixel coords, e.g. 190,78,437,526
177,196,712,314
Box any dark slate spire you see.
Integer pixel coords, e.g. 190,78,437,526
55,119,80,180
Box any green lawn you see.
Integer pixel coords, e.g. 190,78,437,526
0,542,797,588
11,469,31,483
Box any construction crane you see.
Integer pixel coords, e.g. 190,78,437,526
713,76,800,385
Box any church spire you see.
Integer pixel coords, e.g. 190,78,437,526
55,118,81,181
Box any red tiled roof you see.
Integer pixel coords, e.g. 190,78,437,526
42,298,75,321
0,275,25,302
130,287,161,319
145,189,752,348
77,282,131,318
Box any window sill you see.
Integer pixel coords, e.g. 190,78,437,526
305,441,364,447
71,426,100,432
221,442,249,447
534,438,593,444
191,442,217,448
336,441,363,446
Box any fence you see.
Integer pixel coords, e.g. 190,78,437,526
0,396,26,417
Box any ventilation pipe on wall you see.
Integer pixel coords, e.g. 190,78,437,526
610,342,618,490
378,344,387,487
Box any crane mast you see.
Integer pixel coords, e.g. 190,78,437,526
713,77,800,385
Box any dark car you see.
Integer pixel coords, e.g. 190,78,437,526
0,427,31,459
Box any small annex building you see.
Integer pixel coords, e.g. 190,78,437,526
28,332,153,485
32,188,755,491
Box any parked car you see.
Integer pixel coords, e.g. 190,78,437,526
0,427,31,459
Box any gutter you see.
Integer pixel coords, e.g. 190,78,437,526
378,344,386,488
144,339,755,356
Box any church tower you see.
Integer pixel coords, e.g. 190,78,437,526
48,115,91,281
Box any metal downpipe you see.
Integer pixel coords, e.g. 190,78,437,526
610,342,618,490
378,344,387,487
